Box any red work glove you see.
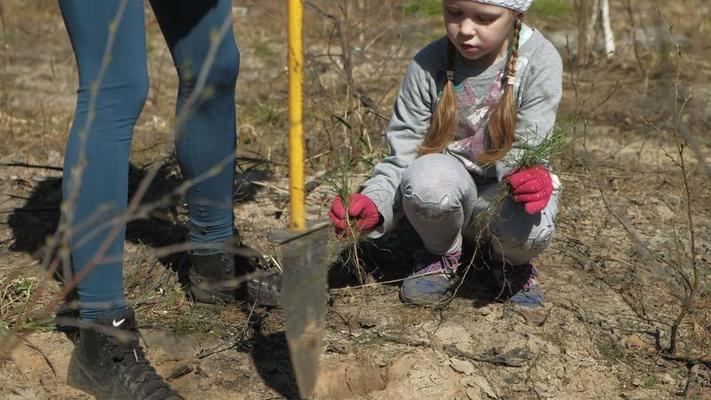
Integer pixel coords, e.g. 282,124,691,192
329,193,381,234
506,165,553,215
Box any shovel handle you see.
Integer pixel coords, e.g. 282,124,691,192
288,0,305,230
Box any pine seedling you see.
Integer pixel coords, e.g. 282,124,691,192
514,124,569,170
473,123,570,237
328,158,368,285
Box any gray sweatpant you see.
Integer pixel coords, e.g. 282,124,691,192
397,154,560,265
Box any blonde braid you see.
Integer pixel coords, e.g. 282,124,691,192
420,40,459,155
478,18,523,165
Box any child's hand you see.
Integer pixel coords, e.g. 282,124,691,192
329,194,382,234
506,165,553,215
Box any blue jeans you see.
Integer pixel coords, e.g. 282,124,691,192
400,154,560,265
59,0,239,319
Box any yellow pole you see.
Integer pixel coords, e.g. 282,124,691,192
288,0,306,230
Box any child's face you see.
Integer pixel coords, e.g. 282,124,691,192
443,1,517,63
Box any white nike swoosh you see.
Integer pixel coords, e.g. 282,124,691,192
112,318,126,327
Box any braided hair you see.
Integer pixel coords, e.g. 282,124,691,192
479,17,522,164
419,40,459,155
420,17,523,164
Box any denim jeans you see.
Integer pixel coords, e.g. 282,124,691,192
59,0,239,319
399,153,560,265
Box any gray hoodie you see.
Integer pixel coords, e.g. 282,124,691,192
360,26,563,235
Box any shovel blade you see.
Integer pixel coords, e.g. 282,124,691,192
278,224,330,398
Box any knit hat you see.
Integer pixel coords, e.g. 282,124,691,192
470,0,533,13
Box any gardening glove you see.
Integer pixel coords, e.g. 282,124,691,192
506,165,553,215
329,193,382,234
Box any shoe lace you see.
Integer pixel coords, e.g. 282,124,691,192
107,333,176,399
420,251,462,275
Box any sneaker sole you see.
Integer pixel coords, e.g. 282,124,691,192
398,288,455,308
188,286,239,305
246,281,280,307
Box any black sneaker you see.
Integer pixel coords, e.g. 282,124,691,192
67,308,182,400
55,301,80,344
245,262,282,307
187,231,284,307
188,251,241,304
55,289,81,343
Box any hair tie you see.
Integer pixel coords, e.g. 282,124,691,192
506,75,516,85
446,70,454,82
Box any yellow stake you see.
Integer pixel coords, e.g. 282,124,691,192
288,0,305,230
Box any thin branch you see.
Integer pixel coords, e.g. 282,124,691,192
23,340,57,379
0,162,63,171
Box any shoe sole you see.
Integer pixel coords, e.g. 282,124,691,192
188,285,239,305
398,288,455,308
398,274,459,308
246,281,280,307
67,350,133,400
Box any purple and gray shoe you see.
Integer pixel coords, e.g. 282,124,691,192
507,263,544,308
484,262,543,308
399,251,462,306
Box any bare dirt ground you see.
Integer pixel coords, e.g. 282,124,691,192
0,1,709,399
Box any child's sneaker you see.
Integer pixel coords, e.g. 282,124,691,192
399,251,462,306
507,263,544,308
480,261,543,308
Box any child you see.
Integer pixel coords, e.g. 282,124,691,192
329,0,562,306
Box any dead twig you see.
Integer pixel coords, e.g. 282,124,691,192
165,364,194,382
195,294,259,360
377,328,528,368
443,344,528,368
0,162,63,171
23,340,57,380
681,364,700,397
662,353,711,369
652,3,701,356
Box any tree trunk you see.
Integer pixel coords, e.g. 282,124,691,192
600,0,616,57
576,0,600,64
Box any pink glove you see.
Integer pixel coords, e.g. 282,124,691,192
329,194,381,233
506,165,553,215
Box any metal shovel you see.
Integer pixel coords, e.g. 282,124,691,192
272,221,330,399
271,1,331,397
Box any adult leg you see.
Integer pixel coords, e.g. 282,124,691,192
149,0,261,304
150,0,238,250
60,2,181,398
60,0,149,321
